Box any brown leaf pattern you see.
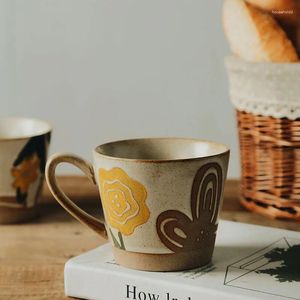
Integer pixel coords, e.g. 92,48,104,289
156,163,223,253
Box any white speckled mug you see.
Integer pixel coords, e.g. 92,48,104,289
46,138,229,271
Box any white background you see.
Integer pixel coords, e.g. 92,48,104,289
0,0,239,178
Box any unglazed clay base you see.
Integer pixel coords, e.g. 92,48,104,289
0,200,38,224
112,245,214,272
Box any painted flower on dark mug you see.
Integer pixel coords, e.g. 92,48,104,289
11,153,40,199
10,134,50,205
99,167,150,250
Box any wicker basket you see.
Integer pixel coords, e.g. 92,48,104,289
237,110,300,220
226,57,300,220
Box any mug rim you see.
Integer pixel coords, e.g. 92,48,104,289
93,137,230,163
0,117,52,141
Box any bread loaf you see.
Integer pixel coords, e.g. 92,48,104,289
245,0,300,55
245,0,300,25
223,0,299,62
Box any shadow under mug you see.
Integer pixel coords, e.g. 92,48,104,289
46,138,229,271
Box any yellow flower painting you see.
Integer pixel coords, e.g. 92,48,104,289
99,168,150,237
11,153,40,194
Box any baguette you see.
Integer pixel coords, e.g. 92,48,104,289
245,0,300,25
223,0,298,62
245,0,300,55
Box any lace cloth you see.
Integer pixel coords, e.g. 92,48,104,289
225,56,300,120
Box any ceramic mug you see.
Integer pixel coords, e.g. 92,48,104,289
0,117,51,223
45,138,229,271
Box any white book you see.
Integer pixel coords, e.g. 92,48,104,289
65,220,300,300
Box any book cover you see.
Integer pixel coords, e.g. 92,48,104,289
65,220,300,300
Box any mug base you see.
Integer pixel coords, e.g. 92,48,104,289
0,202,39,224
113,246,213,272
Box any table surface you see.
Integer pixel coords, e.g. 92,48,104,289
1,177,300,299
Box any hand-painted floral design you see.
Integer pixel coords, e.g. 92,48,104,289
11,153,40,195
156,163,223,253
99,168,150,238
9,133,50,205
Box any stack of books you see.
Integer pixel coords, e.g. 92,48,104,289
65,220,300,300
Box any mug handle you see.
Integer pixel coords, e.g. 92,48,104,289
45,153,107,239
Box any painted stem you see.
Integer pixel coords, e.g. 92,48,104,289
109,228,126,250
118,231,125,250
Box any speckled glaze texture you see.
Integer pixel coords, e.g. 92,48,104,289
94,152,229,254
46,138,229,270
